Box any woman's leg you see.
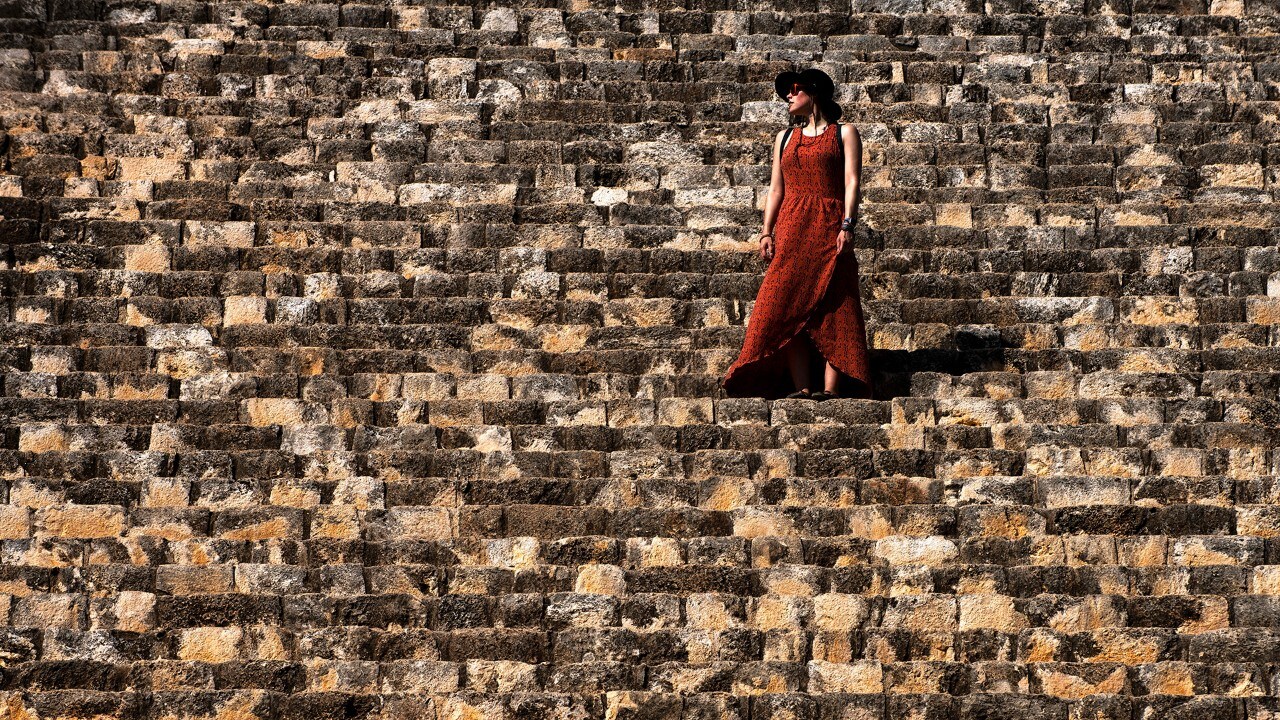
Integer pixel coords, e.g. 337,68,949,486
823,361,839,394
785,338,811,393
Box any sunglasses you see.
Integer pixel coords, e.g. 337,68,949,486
783,82,808,98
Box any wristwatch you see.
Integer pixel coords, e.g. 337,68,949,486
840,217,855,231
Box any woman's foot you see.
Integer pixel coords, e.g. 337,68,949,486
811,390,840,401
785,389,813,399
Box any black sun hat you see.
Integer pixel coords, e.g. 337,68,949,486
774,67,843,122
774,67,836,101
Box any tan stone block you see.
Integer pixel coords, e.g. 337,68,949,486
969,507,1042,539
0,175,22,197
1139,568,1190,596
379,507,452,540
122,301,159,327
574,564,625,595
538,324,591,352
123,244,170,272
243,398,323,427
1083,628,1172,664
1046,596,1124,633
464,660,539,693
606,400,656,428
185,220,255,248
1035,664,1128,699
330,476,378,509
401,373,454,400
12,593,82,629
1020,628,1065,662
935,203,971,227
127,512,200,541
813,594,871,631
1172,537,1252,566
733,508,797,539
881,595,957,632
625,537,683,567
1252,566,1280,594
751,596,811,631
1151,448,1204,476
1061,325,1109,351
811,630,855,663
37,505,124,538
1202,163,1264,188
604,298,678,327
760,566,822,596
117,157,186,181
305,660,379,693
298,40,351,59
1134,662,1195,696
959,595,1027,631
875,536,958,567
453,374,510,400
379,659,459,693
102,590,156,633
18,424,68,453
1127,296,1198,325
1121,538,1172,566
1065,534,1118,566
1236,506,1280,537
751,536,802,568
270,480,321,508
485,537,540,568
1107,208,1166,226
427,400,483,427
1084,447,1144,477
223,296,267,325
0,507,31,539
885,659,960,693
807,660,884,693
156,565,234,594
1180,596,1229,634
179,627,243,662
685,594,741,630
218,515,298,541
545,401,606,426
889,565,935,595
656,397,713,426
1247,298,1280,324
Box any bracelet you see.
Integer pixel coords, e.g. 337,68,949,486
760,233,773,239
840,217,855,231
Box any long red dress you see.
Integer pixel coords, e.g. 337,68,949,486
721,123,874,399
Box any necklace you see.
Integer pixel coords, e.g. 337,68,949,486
801,123,829,139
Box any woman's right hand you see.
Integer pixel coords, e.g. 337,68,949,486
759,234,775,262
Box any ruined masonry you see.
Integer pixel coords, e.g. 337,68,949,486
4,0,1280,718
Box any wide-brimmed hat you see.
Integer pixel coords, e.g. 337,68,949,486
774,68,835,101
774,67,842,122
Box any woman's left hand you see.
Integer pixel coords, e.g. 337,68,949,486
835,229,852,255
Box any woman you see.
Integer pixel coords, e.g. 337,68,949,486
721,68,873,401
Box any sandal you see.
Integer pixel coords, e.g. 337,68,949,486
785,389,813,399
811,390,840,401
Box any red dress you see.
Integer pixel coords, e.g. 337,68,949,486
721,123,874,399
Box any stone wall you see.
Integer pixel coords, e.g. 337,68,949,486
4,0,1280,718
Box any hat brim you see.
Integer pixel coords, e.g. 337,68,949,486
775,69,836,100
774,71,804,99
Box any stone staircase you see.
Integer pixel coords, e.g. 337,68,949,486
4,1,1280,718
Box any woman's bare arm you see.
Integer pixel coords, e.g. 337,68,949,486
842,124,862,229
762,129,786,236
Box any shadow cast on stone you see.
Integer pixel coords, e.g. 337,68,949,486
867,326,1013,401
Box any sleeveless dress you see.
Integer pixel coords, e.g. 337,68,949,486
721,123,874,399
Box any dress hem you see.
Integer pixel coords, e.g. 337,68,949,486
721,245,865,397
